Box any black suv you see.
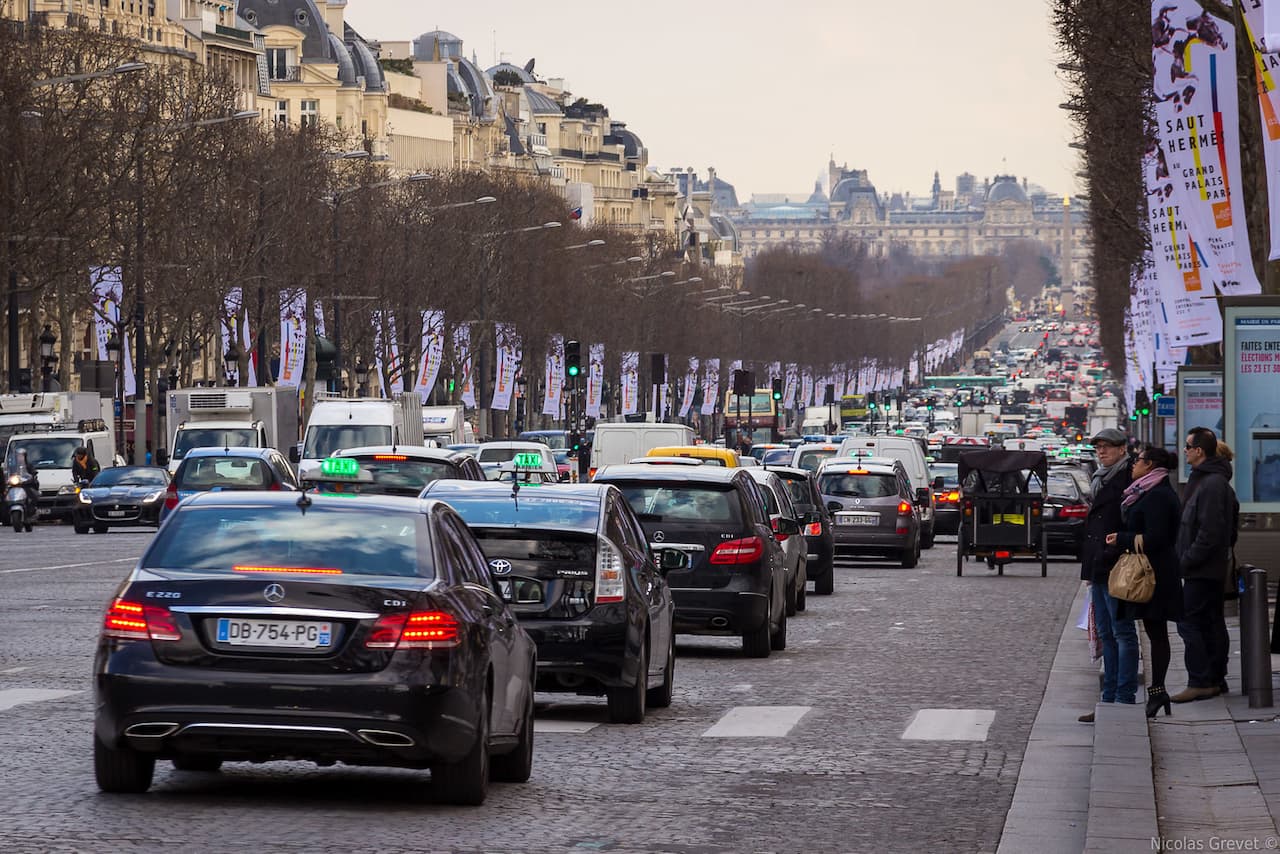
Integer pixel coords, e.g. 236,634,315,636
765,465,835,595
593,465,787,658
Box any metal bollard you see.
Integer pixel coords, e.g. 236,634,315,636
1242,565,1273,709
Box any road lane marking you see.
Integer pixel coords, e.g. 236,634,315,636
0,557,135,575
0,688,80,711
534,720,600,734
901,709,995,741
701,705,810,737
0,667,30,675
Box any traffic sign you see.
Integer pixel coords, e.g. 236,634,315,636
1155,395,1176,418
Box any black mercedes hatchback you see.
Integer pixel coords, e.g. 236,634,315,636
422,481,677,724
93,492,536,806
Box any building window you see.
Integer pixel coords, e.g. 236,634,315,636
272,100,288,125
265,48,291,81
300,100,318,128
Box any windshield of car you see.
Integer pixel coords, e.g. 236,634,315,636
929,465,960,489
143,505,429,578
303,425,392,460
819,472,898,499
7,437,80,470
796,449,837,472
777,475,815,509
336,456,460,495
91,468,168,487
762,448,792,465
614,483,742,524
175,456,273,490
172,428,257,460
1047,473,1082,500
438,494,599,529
519,433,567,449
477,447,544,464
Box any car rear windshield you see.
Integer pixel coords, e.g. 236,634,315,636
172,428,257,460
143,505,429,577
777,475,815,508
176,456,273,490
341,456,461,493
796,449,837,472
819,472,899,499
929,466,960,489
441,494,600,529
614,483,742,524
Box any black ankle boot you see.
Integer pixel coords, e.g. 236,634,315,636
1146,686,1171,718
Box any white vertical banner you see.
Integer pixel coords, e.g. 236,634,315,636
455,326,475,408
1243,3,1280,260
659,384,668,420
413,310,445,403
222,288,243,391
490,322,519,412
621,351,639,416
700,358,720,416
90,267,135,397
543,334,564,416
276,290,306,388
371,311,405,397
242,313,257,386
783,364,798,406
586,343,604,418
801,372,814,407
679,358,699,418
314,300,326,337
1151,1,1261,295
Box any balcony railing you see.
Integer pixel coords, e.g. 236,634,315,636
593,186,632,200
215,23,252,43
526,133,548,148
269,65,302,82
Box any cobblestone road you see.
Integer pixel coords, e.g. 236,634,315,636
0,525,1080,853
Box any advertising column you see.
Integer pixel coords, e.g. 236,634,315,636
1224,300,1280,510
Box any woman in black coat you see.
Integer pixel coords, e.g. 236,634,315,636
1107,445,1183,717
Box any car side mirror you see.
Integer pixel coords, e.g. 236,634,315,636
777,517,801,536
288,446,300,464
916,487,931,504
655,548,689,573
155,449,169,467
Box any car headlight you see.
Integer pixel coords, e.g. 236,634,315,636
142,491,163,503
6,475,20,486
79,491,92,504
58,484,79,495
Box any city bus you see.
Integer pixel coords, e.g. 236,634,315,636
840,394,868,422
924,375,1008,390
723,388,781,443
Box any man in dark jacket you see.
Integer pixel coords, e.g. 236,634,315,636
1172,427,1239,702
71,446,100,483
1079,427,1137,721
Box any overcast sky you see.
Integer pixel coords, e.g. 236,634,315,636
346,0,1078,201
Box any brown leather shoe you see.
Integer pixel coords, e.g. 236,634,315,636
1078,712,1095,723
1170,686,1219,703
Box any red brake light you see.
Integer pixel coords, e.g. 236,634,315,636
947,491,960,502
996,550,1011,560
804,521,823,536
163,481,179,511
268,480,281,491
234,565,343,575
365,611,459,649
1059,504,1089,518
374,454,408,461
102,599,182,642
709,536,765,565
897,501,912,515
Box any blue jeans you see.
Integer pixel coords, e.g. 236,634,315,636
1092,581,1139,703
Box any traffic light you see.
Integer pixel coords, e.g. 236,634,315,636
823,383,836,406
771,377,783,401
565,339,581,379
927,397,936,411
1135,389,1150,416
650,353,666,384
569,431,582,453
868,392,878,411
732,369,754,396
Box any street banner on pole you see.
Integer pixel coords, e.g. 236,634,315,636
491,323,520,412
277,290,306,388
314,300,325,337
371,311,404,397
221,288,246,391
543,335,564,416
700,358,720,416
783,364,798,407
413,310,444,403
455,326,475,408
586,344,604,418
621,351,639,416
1151,1,1261,296
679,358,698,418
90,266,136,397
1244,1,1280,260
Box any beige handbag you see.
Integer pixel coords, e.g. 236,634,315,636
1109,534,1155,604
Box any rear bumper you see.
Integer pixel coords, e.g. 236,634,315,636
933,507,961,533
831,528,913,556
524,612,640,692
670,588,769,636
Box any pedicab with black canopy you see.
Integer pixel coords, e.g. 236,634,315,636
956,448,1048,577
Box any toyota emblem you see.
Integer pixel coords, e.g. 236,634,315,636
653,531,666,542
263,583,286,603
489,559,513,576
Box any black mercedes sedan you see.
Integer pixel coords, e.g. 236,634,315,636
72,466,170,534
421,481,677,724
93,492,536,806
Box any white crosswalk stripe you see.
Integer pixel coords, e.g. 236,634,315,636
701,705,810,737
901,708,995,741
0,688,81,712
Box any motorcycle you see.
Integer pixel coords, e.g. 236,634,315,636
6,468,37,533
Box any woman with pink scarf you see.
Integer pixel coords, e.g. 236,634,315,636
1105,445,1183,717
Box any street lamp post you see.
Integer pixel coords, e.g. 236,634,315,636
38,324,55,392
106,331,122,459
353,358,370,398
223,340,241,387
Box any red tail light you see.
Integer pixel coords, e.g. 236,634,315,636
897,501,912,515
1059,504,1089,518
163,481,179,511
947,491,960,502
804,521,823,536
102,598,182,642
268,480,281,491
995,550,1011,560
710,536,765,565
365,611,459,650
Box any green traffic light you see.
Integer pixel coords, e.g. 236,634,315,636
567,365,580,377
1130,413,1138,421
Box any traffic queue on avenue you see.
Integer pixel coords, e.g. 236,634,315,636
0,310,1115,807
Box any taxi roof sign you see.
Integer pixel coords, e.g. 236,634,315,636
320,457,360,478
513,451,543,469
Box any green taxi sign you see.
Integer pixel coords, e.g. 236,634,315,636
320,457,360,478
513,452,542,469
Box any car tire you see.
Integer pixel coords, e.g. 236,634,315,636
9,510,22,532
490,680,534,784
742,598,772,659
901,543,919,569
770,606,788,651
432,691,490,805
171,755,222,773
74,523,89,534
922,529,936,550
94,524,108,534
815,568,834,595
784,573,798,617
94,734,155,794
607,637,648,724
647,634,675,709
795,568,807,613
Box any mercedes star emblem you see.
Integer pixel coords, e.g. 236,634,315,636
263,583,286,604
653,531,666,542
489,559,513,576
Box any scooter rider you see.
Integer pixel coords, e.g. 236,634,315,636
13,448,40,505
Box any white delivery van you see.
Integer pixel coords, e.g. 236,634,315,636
165,387,299,474
421,405,475,447
298,393,424,470
589,422,695,479
837,434,938,548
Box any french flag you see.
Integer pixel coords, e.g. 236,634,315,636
569,207,582,220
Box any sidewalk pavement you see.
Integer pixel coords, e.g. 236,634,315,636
999,583,1280,854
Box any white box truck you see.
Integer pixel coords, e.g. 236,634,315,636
1,392,118,521
588,422,695,478
421,404,474,447
298,393,425,470
163,387,299,474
